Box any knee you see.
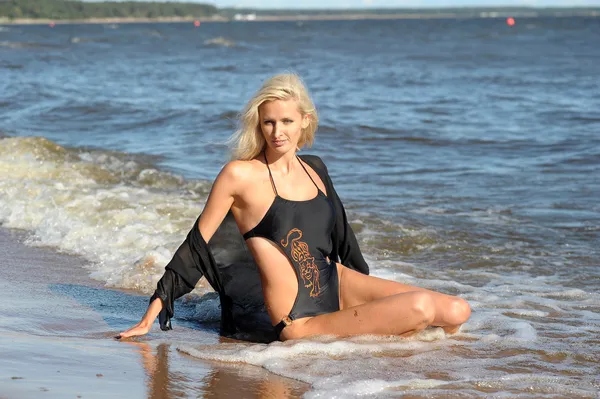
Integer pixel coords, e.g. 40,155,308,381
448,297,471,325
410,292,436,327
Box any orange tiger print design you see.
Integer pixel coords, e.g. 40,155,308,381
281,228,321,297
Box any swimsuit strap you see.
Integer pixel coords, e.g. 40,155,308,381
297,155,320,191
264,152,319,195
263,151,278,196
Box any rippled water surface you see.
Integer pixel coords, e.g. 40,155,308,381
1,17,599,397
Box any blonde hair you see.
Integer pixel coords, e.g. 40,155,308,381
230,73,318,161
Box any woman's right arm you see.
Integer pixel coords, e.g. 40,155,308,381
118,162,244,339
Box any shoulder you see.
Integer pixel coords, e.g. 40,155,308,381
217,159,263,187
220,159,255,179
299,154,328,174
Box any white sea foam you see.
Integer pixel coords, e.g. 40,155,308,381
0,137,210,293
178,331,449,392
204,37,235,47
178,265,600,397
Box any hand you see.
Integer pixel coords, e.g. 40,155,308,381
117,321,151,339
115,297,163,339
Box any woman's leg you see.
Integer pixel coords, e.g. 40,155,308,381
280,264,470,340
282,291,435,339
338,264,471,332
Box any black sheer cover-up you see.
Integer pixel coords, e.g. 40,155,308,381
149,155,369,341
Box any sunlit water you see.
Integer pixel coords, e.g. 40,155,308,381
1,17,599,397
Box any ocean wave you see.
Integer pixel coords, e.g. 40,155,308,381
204,37,235,48
0,136,462,293
70,36,116,44
215,110,239,121
0,40,65,49
0,136,212,294
207,65,237,72
40,100,144,123
0,62,23,70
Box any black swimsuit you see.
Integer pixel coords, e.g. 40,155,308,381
243,153,340,337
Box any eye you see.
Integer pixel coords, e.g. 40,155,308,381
283,119,293,124
263,120,274,125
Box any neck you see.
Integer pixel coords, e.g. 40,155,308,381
264,148,298,175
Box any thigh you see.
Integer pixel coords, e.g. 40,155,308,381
282,291,431,339
337,263,454,309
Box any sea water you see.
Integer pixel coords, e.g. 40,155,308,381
1,17,599,397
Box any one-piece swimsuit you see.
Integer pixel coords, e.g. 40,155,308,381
243,152,340,337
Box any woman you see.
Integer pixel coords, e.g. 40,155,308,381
119,73,471,341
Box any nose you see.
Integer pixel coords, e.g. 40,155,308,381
272,123,283,137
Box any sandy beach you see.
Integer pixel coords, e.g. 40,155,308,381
0,227,309,398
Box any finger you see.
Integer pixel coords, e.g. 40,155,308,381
116,323,141,339
118,326,147,339
119,330,136,339
116,329,136,339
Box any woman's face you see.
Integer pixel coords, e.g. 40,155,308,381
259,99,309,155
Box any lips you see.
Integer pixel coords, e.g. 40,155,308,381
272,139,287,147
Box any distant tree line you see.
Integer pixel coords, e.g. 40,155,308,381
0,0,217,20
0,0,598,20
218,6,600,18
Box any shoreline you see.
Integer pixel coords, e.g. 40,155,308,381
0,227,309,398
2,10,599,26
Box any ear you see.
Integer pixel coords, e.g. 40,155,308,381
301,114,311,129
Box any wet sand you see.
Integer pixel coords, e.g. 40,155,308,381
0,227,309,398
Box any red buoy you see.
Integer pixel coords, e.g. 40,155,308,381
49,22,56,28
194,20,200,27
506,17,515,26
